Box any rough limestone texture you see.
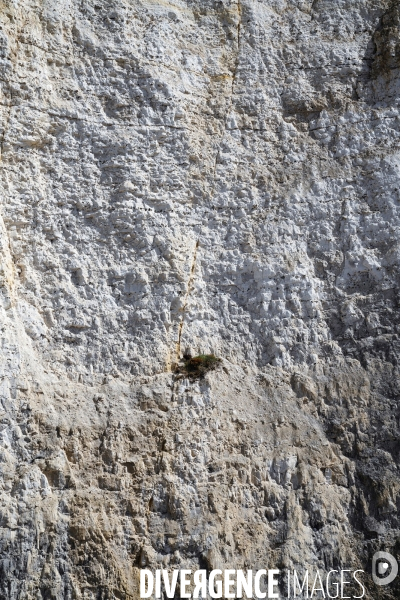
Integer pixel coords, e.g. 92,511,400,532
0,0,400,598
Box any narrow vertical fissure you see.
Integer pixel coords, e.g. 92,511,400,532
175,240,199,365
0,103,12,162
211,0,242,184
231,0,242,101
0,33,22,162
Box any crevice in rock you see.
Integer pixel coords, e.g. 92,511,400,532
211,0,242,186
174,239,199,365
0,100,12,163
0,212,17,309
0,30,22,162
232,0,242,103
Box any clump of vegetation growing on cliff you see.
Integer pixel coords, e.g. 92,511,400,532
175,354,221,379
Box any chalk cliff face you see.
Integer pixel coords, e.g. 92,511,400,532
0,0,400,597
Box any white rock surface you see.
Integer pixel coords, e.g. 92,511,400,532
0,0,400,597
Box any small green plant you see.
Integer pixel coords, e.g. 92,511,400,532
176,354,221,379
